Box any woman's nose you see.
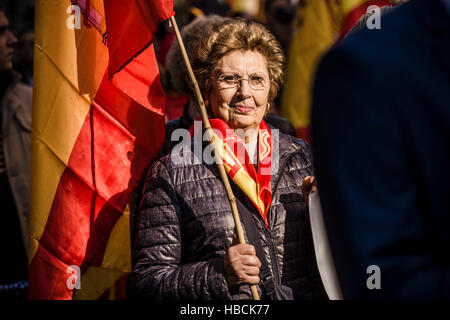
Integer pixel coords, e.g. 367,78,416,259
237,78,251,98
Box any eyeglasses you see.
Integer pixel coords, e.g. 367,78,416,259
213,73,267,91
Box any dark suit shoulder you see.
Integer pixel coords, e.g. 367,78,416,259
336,2,418,72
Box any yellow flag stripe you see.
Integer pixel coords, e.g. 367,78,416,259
281,0,336,129
29,135,67,262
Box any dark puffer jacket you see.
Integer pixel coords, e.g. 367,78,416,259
132,132,327,300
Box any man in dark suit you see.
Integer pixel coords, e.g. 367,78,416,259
311,0,450,299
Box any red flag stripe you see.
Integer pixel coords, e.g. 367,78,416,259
104,0,174,76
29,242,74,300
109,46,166,116
296,126,311,144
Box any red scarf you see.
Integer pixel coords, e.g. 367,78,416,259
208,119,273,228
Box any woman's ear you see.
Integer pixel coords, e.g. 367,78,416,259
204,92,214,118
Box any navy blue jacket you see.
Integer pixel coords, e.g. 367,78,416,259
311,0,450,299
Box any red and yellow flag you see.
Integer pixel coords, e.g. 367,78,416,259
208,119,273,228
29,0,174,299
281,0,390,143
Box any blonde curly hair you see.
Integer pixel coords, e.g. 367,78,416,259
193,18,285,103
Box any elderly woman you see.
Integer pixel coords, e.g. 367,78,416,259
160,15,295,157
132,18,327,300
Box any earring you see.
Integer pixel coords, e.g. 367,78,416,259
265,103,271,116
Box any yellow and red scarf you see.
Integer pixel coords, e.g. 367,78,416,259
208,119,273,228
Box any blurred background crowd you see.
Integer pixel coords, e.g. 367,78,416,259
1,1,34,87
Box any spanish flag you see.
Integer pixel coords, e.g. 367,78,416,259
29,0,174,299
281,0,390,143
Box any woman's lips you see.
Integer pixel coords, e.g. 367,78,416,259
233,105,253,114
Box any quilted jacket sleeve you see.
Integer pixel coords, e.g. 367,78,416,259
132,159,231,300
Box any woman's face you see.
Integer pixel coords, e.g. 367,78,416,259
208,50,270,135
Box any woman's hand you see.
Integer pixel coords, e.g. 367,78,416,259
224,243,261,288
301,175,318,206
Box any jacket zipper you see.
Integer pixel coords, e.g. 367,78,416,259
264,150,310,287
263,226,280,286
263,153,296,286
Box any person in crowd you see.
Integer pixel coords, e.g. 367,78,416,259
161,15,296,157
262,0,296,115
264,0,296,56
132,18,327,300
312,0,450,299
14,27,34,87
0,3,32,300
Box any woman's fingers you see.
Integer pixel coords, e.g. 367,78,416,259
234,268,260,285
301,176,313,190
243,265,261,277
227,244,261,267
240,254,261,268
302,175,318,206
224,244,261,288
310,176,317,192
243,275,260,285
236,243,256,256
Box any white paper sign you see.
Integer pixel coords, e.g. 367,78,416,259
308,191,343,300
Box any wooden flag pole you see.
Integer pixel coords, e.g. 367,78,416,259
169,15,260,301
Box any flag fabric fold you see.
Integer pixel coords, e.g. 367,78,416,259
104,0,174,77
29,0,173,300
